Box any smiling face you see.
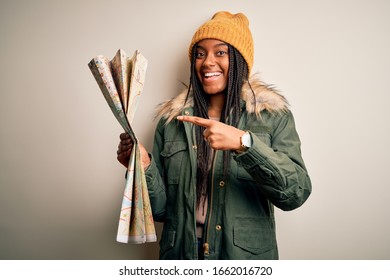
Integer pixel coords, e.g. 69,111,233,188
195,39,229,95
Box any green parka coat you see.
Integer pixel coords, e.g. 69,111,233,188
145,77,312,259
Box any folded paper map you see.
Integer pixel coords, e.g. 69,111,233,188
88,49,156,244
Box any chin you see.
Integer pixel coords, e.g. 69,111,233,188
203,86,226,95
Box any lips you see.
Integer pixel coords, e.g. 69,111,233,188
204,72,221,78
197,68,227,94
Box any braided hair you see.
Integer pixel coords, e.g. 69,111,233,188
187,43,249,207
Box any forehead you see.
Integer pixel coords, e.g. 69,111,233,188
196,39,228,49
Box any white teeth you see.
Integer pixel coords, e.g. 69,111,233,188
204,72,220,77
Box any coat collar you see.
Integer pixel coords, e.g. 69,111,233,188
154,75,289,124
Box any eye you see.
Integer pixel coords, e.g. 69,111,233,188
195,51,205,58
216,50,227,56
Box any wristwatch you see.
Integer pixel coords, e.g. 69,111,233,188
240,131,252,150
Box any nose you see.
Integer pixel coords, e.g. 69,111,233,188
203,52,216,67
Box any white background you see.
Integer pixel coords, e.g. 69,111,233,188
0,0,389,259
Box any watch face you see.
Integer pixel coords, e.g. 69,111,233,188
241,132,251,148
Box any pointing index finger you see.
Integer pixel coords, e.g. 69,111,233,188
177,115,212,128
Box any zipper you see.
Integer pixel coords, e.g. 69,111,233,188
203,149,218,257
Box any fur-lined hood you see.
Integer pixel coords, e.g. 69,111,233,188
155,75,289,123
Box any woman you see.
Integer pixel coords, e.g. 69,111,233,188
117,11,312,260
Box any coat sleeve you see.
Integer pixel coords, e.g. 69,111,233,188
144,118,167,222
234,110,312,211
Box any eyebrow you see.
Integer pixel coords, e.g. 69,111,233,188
196,42,228,50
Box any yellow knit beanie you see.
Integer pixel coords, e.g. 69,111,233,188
189,11,254,74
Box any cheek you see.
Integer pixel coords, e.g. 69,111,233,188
222,59,230,74
195,61,203,79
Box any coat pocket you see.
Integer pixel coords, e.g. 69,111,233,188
233,216,275,255
160,141,188,185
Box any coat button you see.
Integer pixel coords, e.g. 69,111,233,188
216,225,222,231
219,180,225,187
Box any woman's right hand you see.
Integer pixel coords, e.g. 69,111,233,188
117,133,134,168
116,132,151,170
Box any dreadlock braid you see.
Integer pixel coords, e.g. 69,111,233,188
220,45,249,177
